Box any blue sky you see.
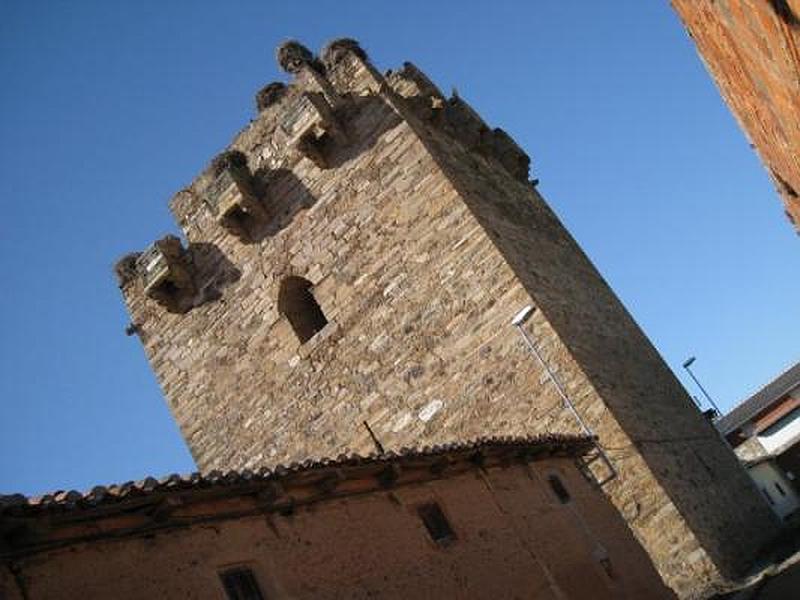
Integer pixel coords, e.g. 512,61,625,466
1,1,797,496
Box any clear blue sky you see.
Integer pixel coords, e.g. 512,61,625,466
1,1,797,496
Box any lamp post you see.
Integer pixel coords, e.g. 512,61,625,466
682,356,722,416
511,305,616,482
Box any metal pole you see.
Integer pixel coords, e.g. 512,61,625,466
511,306,616,480
363,420,385,455
683,358,736,452
683,360,722,416
515,324,593,437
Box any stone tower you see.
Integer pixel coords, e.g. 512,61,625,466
116,39,779,597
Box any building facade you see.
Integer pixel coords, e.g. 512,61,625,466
0,437,674,600
719,361,800,519
744,457,800,520
671,0,800,231
115,40,779,597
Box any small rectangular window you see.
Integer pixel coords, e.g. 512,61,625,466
417,502,456,545
775,481,787,497
219,568,264,600
762,487,775,506
548,474,571,504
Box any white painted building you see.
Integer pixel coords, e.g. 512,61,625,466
718,361,800,520
746,457,800,520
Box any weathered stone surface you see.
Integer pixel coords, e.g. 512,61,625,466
117,43,781,598
255,81,287,113
321,38,368,69
672,0,800,231
276,40,319,75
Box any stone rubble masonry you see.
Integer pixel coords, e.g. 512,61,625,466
116,40,781,598
671,0,800,231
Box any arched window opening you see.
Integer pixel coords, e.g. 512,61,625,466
278,276,328,344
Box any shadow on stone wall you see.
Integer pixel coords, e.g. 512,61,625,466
242,94,401,244
324,95,403,170
244,168,319,243
407,116,780,582
186,241,241,310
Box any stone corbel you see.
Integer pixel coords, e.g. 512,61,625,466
291,92,346,169
205,152,267,239
207,166,266,223
137,235,194,309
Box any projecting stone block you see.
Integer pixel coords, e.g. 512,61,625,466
204,155,267,241
136,235,193,311
285,92,346,169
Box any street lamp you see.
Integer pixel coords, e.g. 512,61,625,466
511,305,616,482
682,356,722,416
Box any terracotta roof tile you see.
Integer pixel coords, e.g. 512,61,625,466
717,361,800,434
0,434,592,516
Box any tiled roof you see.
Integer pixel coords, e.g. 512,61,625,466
717,361,800,434
0,434,593,517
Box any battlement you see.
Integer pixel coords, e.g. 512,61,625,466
117,39,532,302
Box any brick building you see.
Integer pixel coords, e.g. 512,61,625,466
0,436,674,600
112,40,779,597
671,0,800,230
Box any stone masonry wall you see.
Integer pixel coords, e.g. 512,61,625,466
117,43,779,597
391,62,782,593
671,0,800,230
1,457,672,600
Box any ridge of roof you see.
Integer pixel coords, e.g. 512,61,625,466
717,361,800,434
0,434,593,517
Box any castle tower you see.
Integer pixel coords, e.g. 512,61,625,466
116,40,779,597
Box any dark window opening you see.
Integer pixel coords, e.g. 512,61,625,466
775,481,787,497
219,568,264,600
548,474,571,504
148,280,182,311
417,502,456,545
297,129,337,170
278,276,328,344
762,487,775,505
154,280,179,297
598,557,615,580
222,205,253,235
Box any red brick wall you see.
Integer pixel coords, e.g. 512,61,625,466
672,0,800,230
